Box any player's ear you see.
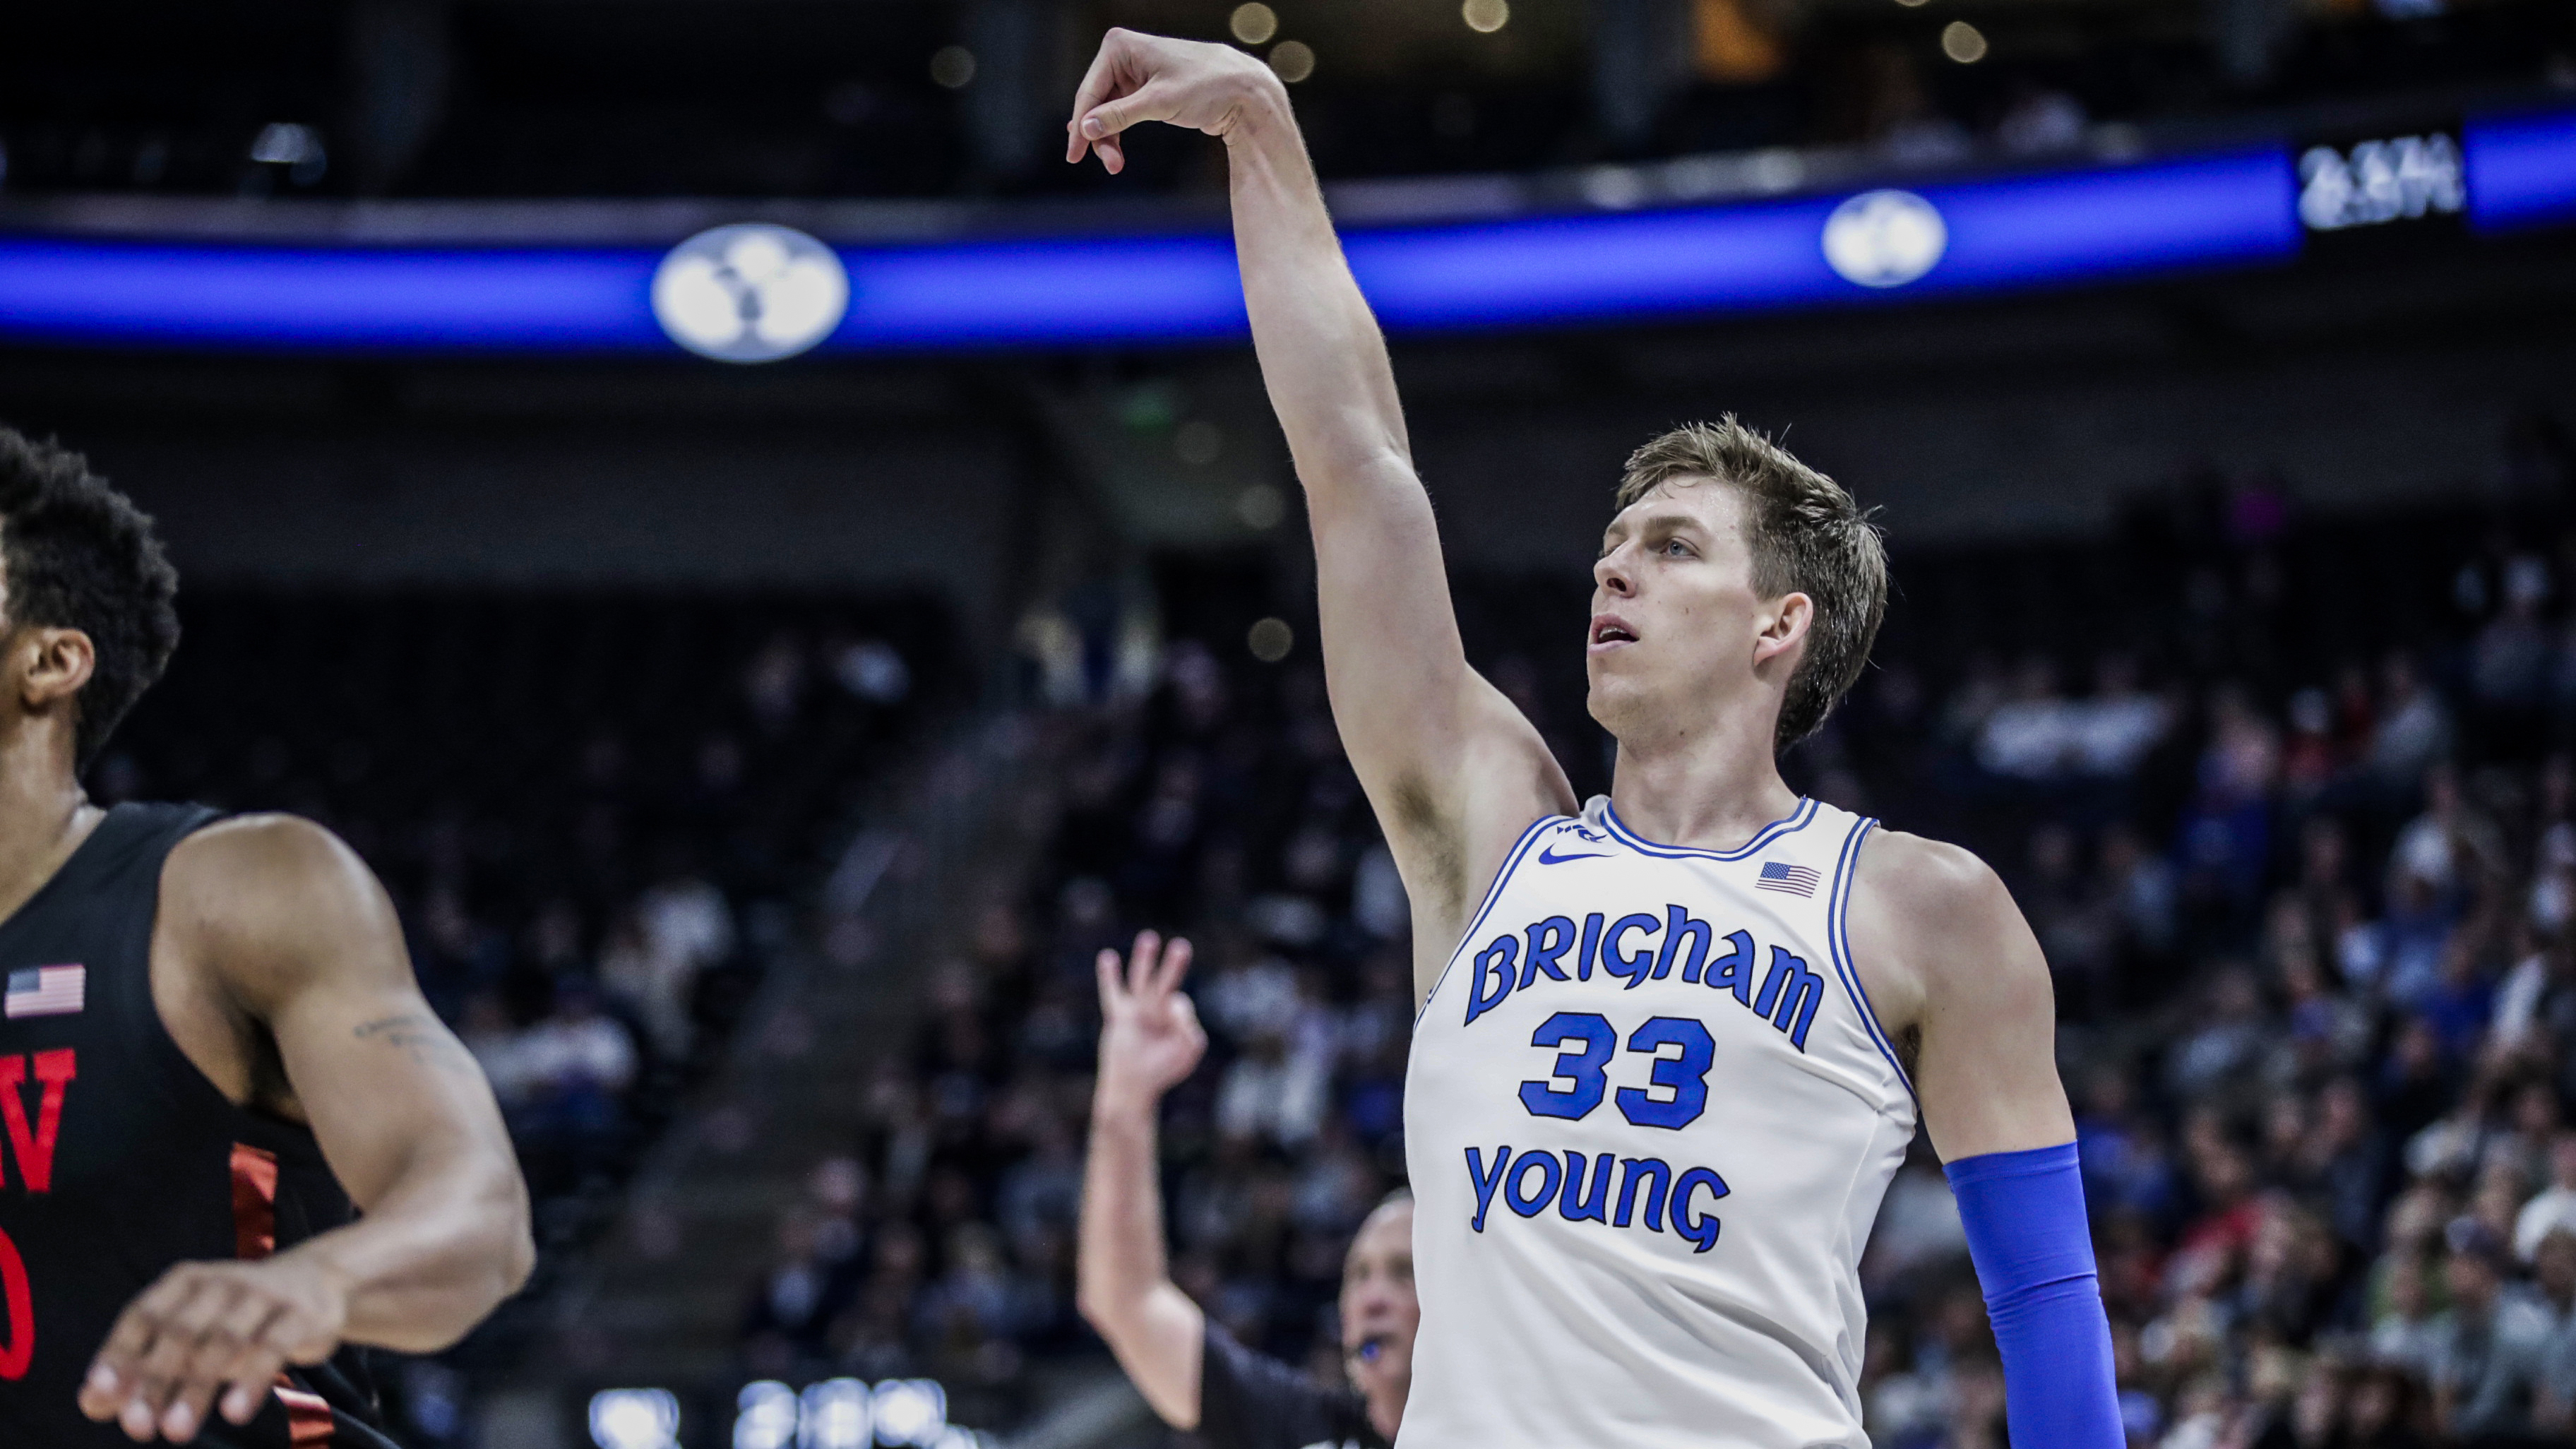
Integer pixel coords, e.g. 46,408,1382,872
1751,592,1813,668
20,626,96,710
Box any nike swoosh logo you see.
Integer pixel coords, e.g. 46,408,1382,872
1538,845,1611,864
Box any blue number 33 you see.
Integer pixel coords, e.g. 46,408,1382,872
1517,1011,1715,1130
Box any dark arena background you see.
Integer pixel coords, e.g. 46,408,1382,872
4,0,2576,1445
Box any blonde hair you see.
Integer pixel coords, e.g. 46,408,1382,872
1614,417,1886,750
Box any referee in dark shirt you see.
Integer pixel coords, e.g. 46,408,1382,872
1078,931,1413,1449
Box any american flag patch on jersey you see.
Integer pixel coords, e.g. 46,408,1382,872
4,965,83,1019
1755,861,1822,898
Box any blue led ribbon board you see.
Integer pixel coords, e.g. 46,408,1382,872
2468,108,2576,233
0,112,2561,357
1351,148,2298,332
0,240,667,352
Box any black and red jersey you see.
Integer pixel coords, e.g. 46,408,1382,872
0,802,394,1448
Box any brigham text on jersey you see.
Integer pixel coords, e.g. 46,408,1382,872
1459,908,1825,1052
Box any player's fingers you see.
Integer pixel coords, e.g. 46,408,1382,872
213,1289,297,1426
1153,936,1194,994
160,1284,269,1439
133,1292,216,1385
221,1357,282,1429
1078,70,1171,140
124,1330,206,1436
219,1343,290,1426
1126,929,1162,996
213,1350,288,1426
1079,79,1181,171
79,1318,143,1419
1174,991,1207,1048
96,1270,190,1370
117,1360,177,1441
158,1364,228,1443
201,1291,287,1412
1064,30,1135,162
155,1273,244,1349
1095,946,1123,1010
106,1272,215,1433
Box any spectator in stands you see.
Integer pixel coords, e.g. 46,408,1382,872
742,1208,849,1377
459,991,534,1109
2427,1223,2554,1440
1079,931,1409,1448
492,977,638,1195
609,851,737,1061
2517,1135,2576,1263
2373,652,2455,792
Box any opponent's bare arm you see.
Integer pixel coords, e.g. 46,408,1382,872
1077,931,1208,1428
1067,32,1573,981
83,816,533,1443
1844,829,2075,1159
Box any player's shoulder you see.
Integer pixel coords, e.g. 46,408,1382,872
1850,825,2047,1010
167,811,372,893
1851,826,2012,926
162,813,399,981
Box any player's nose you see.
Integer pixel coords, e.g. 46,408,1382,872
1594,547,1636,597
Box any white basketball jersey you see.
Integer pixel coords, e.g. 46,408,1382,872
1401,795,1916,1449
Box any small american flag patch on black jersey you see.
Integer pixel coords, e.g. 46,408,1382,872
4,965,84,1018
1756,861,1822,898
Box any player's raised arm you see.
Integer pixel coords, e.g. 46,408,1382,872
82,816,532,1443
1068,32,1572,966
1076,931,1208,1428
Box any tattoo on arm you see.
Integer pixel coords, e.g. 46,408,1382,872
353,1013,477,1075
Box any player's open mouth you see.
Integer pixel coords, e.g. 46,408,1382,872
1590,614,1638,651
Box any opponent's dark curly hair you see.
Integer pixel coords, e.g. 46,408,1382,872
0,427,180,771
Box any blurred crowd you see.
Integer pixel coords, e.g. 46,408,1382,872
6,0,2568,204
93,591,941,1423
737,642,1419,1408
741,410,2576,1449
1808,410,2576,1448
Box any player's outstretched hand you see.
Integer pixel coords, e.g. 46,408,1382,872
1066,28,1281,174
78,1254,347,1443
1095,929,1207,1108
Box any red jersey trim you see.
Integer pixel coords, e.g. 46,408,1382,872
275,1378,336,1445
228,1143,278,1261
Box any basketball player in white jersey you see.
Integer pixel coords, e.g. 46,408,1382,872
1067,31,2123,1449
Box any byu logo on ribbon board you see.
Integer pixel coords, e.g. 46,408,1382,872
1820,190,1947,289
652,223,849,362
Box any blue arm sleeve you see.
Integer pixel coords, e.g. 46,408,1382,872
1943,1141,2123,1449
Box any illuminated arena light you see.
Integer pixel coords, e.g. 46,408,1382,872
589,1389,681,1449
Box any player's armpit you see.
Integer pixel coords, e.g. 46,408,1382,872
155,816,535,1353
1846,829,2076,1162
1374,676,1580,1003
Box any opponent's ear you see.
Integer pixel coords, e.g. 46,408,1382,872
18,626,95,711
1751,592,1813,669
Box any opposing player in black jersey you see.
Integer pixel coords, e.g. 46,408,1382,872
0,427,534,1445
1079,931,1409,1449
